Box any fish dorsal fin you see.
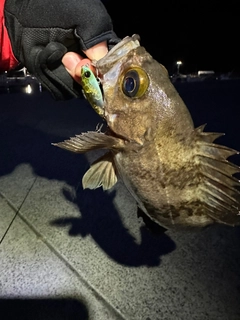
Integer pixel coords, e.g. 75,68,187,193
195,126,240,225
195,124,225,143
52,131,124,153
82,152,117,190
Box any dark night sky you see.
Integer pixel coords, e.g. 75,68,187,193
105,1,239,74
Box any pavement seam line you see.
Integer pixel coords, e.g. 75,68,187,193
0,191,127,319
0,176,38,245
17,211,127,320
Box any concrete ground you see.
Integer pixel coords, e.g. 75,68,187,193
0,80,240,320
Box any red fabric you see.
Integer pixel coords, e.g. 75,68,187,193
0,0,19,71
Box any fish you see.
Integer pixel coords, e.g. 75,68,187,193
53,34,240,229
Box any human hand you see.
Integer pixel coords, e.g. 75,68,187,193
4,0,119,100
62,41,109,83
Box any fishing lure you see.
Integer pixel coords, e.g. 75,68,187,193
81,65,104,117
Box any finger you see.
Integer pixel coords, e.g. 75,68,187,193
83,41,108,61
74,58,96,79
62,52,83,82
62,53,95,83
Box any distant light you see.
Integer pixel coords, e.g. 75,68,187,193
176,61,183,75
197,70,215,76
25,84,32,94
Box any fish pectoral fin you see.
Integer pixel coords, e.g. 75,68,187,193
52,131,124,153
82,152,117,190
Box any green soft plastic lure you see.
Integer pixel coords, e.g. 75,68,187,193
81,65,104,117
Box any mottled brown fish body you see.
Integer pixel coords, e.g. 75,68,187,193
54,35,240,229
114,128,212,228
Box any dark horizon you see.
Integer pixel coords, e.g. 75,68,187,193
105,1,239,74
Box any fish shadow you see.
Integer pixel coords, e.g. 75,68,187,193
51,186,176,267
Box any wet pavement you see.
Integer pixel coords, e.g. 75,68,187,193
0,80,240,319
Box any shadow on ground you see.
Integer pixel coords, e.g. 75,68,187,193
0,91,176,267
52,186,176,267
1,80,240,267
0,298,88,320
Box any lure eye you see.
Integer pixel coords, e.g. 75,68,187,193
122,67,149,98
84,70,91,78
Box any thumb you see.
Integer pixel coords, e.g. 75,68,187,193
83,41,108,61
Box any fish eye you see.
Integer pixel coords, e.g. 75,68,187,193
122,67,149,98
84,70,91,78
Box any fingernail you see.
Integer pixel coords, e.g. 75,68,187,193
84,41,108,61
62,54,79,71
